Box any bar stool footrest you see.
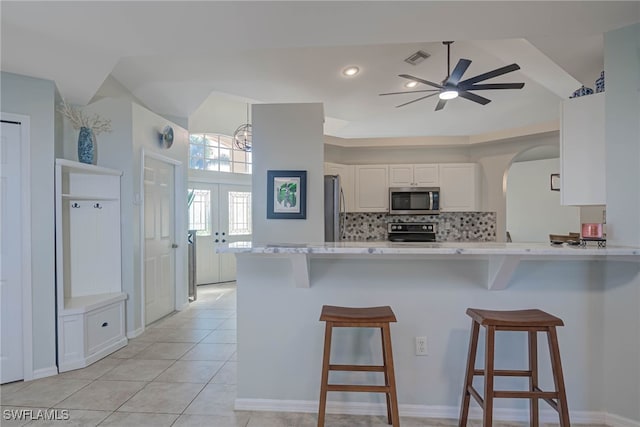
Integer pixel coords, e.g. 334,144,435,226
327,384,390,393
473,369,533,377
329,364,386,372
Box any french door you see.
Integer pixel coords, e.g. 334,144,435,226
189,182,251,284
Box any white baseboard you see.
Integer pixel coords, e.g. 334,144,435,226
606,413,640,427
126,326,144,339
235,398,612,425
31,366,58,380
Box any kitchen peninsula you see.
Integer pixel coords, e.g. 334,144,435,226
220,241,640,423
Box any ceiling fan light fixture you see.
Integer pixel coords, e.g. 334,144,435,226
342,66,360,77
439,90,459,100
405,81,418,88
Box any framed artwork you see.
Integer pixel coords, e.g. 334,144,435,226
550,173,560,191
267,170,307,219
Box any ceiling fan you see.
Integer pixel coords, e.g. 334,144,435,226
380,41,525,111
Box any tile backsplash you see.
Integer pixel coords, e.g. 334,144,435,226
341,212,496,242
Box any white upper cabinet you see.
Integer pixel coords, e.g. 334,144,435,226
389,164,439,187
560,93,605,205
438,163,481,212
413,164,439,186
324,162,355,212
354,165,389,212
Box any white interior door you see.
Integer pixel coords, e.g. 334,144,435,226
144,157,176,325
1,121,23,383
189,182,251,284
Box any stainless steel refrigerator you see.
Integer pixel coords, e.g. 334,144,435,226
324,175,345,241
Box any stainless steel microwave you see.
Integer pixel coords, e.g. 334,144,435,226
389,187,440,215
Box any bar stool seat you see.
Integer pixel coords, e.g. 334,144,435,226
459,308,570,427
317,305,399,427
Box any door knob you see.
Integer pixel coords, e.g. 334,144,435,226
171,243,179,248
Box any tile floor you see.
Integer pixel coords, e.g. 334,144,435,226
1,283,605,427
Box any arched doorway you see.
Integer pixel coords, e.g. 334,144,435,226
505,145,580,242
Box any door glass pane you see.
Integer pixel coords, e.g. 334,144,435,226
188,189,211,236
228,191,252,235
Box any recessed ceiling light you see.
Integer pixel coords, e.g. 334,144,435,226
439,90,459,100
405,81,418,88
342,66,360,77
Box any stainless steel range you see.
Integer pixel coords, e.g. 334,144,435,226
387,222,437,242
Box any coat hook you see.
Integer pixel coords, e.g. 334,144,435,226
72,202,80,208
93,203,102,209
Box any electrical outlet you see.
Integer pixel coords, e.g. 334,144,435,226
415,336,428,356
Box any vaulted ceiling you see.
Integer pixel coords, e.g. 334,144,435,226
2,1,638,138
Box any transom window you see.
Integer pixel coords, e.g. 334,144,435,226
189,133,252,174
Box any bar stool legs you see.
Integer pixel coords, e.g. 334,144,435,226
458,308,571,427
317,305,399,427
317,321,333,427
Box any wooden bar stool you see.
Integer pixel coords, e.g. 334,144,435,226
317,305,399,427
459,308,570,427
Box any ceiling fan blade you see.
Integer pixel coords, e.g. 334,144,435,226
458,91,492,105
379,89,440,96
446,58,472,86
398,74,443,90
434,98,447,111
396,93,439,108
460,82,525,91
459,64,521,86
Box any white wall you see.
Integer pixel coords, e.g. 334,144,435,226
237,255,609,419
189,93,249,136
507,158,580,242
325,144,471,165
0,72,58,375
252,103,324,244
132,103,189,330
603,23,640,423
63,98,189,335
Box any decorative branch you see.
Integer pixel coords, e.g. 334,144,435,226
58,101,112,136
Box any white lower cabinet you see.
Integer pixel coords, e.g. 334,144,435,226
58,297,126,372
354,165,389,212
438,163,481,211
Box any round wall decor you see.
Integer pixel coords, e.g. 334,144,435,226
159,125,174,149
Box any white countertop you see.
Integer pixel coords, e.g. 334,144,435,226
219,241,640,256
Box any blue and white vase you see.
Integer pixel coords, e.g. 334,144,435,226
595,71,605,93
77,126,95,164
570,85,594,99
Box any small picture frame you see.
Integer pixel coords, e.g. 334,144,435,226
550,173,560,191
267,170,307,219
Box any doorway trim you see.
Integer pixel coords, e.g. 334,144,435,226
139,148,186,332
1,113,34,381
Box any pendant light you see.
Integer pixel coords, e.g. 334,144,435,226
233,104,252,152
